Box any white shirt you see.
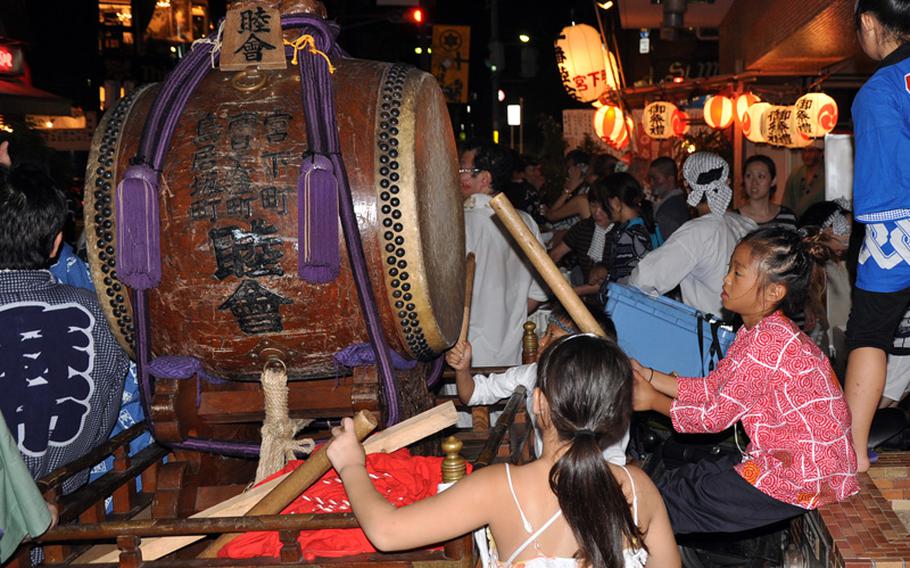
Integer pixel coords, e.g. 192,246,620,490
464,193,548,367
468,363,628,465
629,212,756,316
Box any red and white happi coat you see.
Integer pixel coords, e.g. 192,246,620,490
671,311,859,509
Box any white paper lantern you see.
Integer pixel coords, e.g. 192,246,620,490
742,102,771,143
643,102,688,139
703,95,734,130
794,93,838,137
761,105,812,148
555,24,619,103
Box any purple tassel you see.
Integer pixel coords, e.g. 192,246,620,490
115,164,161,290
298,154,339,283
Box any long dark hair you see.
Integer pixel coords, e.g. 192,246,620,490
537,334,642,568
740,225,834,330
601,172,656,234
856,0,910,37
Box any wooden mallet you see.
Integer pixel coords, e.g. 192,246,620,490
197,410,378,558
489,193,606,338
459,252,476,344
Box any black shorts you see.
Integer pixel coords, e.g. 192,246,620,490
845,286,910,353
656,454,805,535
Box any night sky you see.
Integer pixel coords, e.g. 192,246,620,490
0,0,612,149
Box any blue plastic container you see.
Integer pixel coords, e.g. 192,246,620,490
604,283,736,377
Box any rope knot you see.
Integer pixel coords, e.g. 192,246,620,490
283,34,336,72
255,362,315,483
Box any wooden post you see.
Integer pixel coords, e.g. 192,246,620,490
733,81,746,210
521,321,538,364
441,436,467,560
278,529,303,563
116,535,142,568
489,193,606,337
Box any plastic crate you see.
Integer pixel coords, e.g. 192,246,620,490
604,283,736,377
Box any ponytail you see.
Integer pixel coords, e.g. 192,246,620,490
537,335,643,568
801,227,835,332
549,434,640,568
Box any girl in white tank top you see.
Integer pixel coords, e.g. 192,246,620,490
328,335,679,567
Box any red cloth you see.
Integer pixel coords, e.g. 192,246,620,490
671,311,859,509
219,449,472,559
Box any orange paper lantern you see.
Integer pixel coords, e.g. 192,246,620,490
672,108,690,137
794,93,838,137
593,105,631,149
612,117,634,150
703,95,735,129
735,92,761,125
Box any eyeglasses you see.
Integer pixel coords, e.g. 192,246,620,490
458,167,481,175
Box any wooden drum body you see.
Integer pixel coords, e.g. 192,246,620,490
84,57,464,407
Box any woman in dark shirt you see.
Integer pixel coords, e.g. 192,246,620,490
549,179,615,293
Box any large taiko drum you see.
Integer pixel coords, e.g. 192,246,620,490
83,27,464,384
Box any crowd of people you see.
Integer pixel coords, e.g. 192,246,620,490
327,3,910,559
1,0,908,565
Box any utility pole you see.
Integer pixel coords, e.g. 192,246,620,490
490,0,500,142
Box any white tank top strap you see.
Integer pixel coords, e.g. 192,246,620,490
506,509,564,564
504,464,534,533
503,464,565,565
617,464,639,526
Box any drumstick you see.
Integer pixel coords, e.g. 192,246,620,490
489,193,606,338
197,410,378,558
458,253,476,343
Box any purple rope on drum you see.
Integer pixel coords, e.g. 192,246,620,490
115,14,448,459
147,355,228,408
334,343,418,371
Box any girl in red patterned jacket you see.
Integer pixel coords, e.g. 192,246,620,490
633,225,859,534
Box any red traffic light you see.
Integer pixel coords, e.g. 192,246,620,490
0,45,20,75
408,7,424,24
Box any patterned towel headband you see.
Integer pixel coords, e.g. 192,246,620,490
683,152,733,217
824,199,852,237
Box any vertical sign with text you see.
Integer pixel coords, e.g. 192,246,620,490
220,4,286,72
431,25,470,104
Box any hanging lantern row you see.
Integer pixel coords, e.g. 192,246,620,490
593,105,633,150
642,102,689,140
705,91,838,144
555,23,621,104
